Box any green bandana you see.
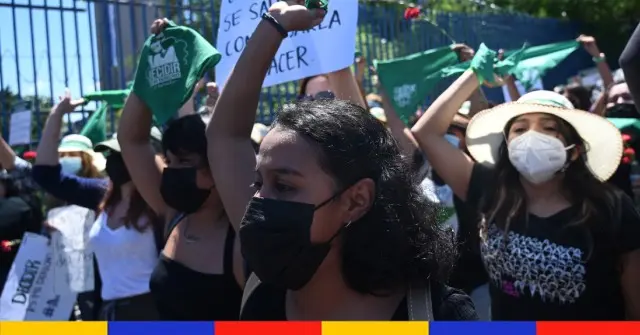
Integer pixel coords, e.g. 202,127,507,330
306,0,328,10
132,20,221,124
434,40,579,90
505,40,580,90
469,43,498,84
83,89,130,109
79,104,108,145
374,46,459,123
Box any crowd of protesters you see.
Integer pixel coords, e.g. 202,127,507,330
1,0,639,321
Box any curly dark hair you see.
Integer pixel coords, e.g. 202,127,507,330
272,99,456,295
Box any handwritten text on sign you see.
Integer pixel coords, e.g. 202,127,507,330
47,205,96,293
0,233,77,320
216,0,358,88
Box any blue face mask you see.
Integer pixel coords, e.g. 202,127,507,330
444,134,461,148
59,157,82,175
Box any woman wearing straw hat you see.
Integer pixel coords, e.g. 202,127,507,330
412,69,640,320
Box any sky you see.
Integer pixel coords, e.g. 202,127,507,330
0,0,103,122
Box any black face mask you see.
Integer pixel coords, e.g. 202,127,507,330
239,195,344,290
160,167,211,214
105,153,131,186
606,103,638,118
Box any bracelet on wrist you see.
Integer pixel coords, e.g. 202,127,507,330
592,53,606,63
262,12,288,38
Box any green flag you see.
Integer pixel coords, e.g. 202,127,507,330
83,89,130,109
132,20,221,124
507,40,580,90
433,40,579,90
80,104,108,145
374,46,459,123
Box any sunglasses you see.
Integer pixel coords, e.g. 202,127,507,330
297,91,336,101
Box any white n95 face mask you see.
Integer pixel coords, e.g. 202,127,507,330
507,130,574,184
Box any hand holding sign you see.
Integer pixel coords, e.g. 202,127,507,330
269,0,327,32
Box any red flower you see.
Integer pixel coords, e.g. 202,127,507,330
23,151,37,160
1,240,12,253
624,147,635,156
622,156,632,164
404,7,421,20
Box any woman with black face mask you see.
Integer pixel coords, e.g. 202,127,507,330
118,20,244,321
30,93,164,320
207,1,477,321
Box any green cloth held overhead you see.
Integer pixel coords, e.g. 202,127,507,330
80,104,108,146
374,46,459,123
132,20,221,125
506,40,580,90
469,44,498,84
83,89,130,109
434,40,579,90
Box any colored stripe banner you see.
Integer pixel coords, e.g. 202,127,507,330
0,321,639,335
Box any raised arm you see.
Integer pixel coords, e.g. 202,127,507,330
620,24,640,113
327,67,366,108
0,136,18,170
411,71,479,201
208,1,326,229
118,93,167,216
35,90,84,167
577,35,614,92
30,91,107,210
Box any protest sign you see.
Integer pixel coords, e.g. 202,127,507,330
216,0,358,88
9,109,32,145
47,205,96,293
0,233,77,320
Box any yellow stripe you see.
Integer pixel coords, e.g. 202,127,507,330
322,321,429,335
0,321,108,335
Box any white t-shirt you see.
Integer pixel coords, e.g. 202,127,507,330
88,212,158,300
417,156,459,236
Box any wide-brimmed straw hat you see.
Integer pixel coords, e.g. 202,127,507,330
58,134,106,172
465,90,623,181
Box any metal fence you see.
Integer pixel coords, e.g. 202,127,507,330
0,0,589,143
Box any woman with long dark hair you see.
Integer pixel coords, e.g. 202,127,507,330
207,0,476,321
32,91,164,320
412,65,640,320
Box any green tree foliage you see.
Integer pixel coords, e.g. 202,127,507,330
486,0,638,63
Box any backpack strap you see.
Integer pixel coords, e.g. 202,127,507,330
240,273,262,318
407,280,434,321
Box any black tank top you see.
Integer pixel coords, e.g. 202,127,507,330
149,214,242,320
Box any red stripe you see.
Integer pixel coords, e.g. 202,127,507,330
537,321,640,335
214,321,322,335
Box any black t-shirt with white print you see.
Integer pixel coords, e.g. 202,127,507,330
467,163,640,320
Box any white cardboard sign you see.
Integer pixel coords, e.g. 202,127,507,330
8,109,32,146
47,205,96,293
216,0,358,88
0,233,77,321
